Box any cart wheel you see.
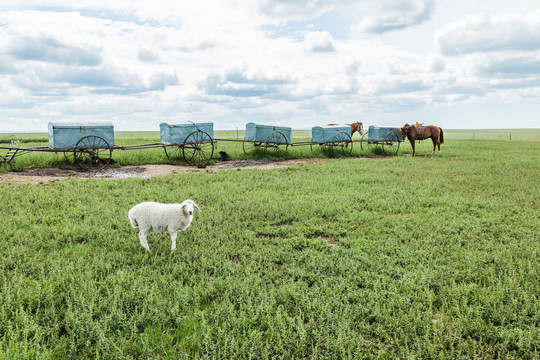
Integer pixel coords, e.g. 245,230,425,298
63,150,75,164
264,131,288,160
182,131,214,167
328,131,353,157
164,145,182,159
74,136,112,171
360,132,372,151
381,131,400,156
243,139,263,156
63,150,77,165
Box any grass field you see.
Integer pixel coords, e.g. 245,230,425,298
0,133,539,358
1,129,539,173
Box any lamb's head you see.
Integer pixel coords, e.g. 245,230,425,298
181,200,201,216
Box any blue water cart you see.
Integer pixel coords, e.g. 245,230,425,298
160,122,214,145
243,122,292,160
47,122,115,170
361,125,403,155
310,125,353,156
367,126,402,142
48,122,114,149
311,126,351,143
159,122,214,166
245,122,291,144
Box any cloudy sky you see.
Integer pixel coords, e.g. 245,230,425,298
1,0,539,131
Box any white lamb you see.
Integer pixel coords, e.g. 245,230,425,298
128,200,200,251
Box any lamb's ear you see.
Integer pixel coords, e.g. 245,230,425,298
193,203,201,212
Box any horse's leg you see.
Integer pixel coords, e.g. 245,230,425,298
431,137,436,155
411,139,416,156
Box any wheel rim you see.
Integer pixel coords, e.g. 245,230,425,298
329,131,353,157
381,131,399,156
164,145,182,159
74,136,112,171
360,132,372,151
264,131,288,160
243,139,263,156
182,131,214,167
63,150,75,164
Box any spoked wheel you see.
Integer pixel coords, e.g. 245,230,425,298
63,150,76,164
182,130,214,167
74,136,112,171
360,132,372,151
264,131,289,160
243,139,263,156
164,145,182,159
381,131,400,156
327,131,353,157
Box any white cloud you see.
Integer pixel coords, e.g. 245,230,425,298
372,77,434,95
258,0,349,20
0,1,539,131
200,63,297,98
138,48,162,63
304,31,336,52
428,54,446,73
7,34,102,65
476,55,540,77
436,11,540,55
353,0,434,34
378,94,432,113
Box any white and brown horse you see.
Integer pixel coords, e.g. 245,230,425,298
400,124,444,156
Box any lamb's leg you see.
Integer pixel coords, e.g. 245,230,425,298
170,232,177,251
139,231,150,251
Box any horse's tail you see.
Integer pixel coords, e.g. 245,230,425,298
439,128,444,145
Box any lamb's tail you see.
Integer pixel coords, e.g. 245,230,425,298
128,211,138,228
439,128,444,145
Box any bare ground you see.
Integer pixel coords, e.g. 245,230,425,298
0,158,332,185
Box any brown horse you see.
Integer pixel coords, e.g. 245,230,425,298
346,121,363,136
400,123,444,156
327,122,363,136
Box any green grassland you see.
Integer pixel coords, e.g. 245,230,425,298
0,132,539,358
1,128,539,172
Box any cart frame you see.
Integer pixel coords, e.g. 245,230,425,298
1,128,215,171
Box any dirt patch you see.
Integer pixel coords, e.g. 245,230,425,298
0,158,332,185
275,221,293,228
321,236,340,248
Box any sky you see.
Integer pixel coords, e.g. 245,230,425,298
1,0,539,132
